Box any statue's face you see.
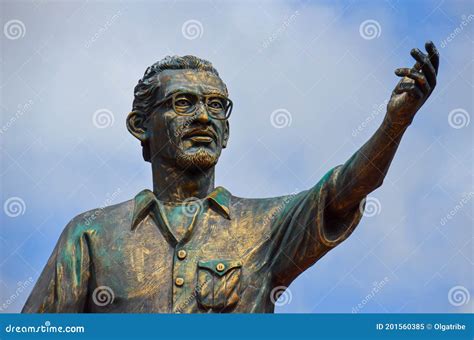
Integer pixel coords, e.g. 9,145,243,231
147,69,229,171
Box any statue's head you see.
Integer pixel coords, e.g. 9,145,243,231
127,55,231,172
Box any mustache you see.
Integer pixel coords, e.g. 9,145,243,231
181,127,218,140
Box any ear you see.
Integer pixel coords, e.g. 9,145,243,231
126,111,148,142
222,120,230,148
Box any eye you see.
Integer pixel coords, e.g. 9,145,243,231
207,98,224,110
175,97,192,107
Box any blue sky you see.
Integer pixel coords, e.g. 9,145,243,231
1,0,472,313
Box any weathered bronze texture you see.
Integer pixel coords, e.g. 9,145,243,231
23,43,439,313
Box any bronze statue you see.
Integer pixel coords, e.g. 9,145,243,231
22,42,439,313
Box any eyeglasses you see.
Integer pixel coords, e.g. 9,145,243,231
153,91,233,120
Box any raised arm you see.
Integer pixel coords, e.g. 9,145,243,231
327,41,440,215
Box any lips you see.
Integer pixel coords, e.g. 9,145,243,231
182,128,217,143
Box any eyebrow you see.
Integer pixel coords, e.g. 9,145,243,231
164,87,227,98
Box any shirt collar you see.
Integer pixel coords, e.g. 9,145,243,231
131,186,231,230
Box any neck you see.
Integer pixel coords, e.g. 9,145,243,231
151,160,215,202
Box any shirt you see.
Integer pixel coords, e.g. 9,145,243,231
22,165,364,313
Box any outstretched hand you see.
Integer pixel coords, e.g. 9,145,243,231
386,41,439,126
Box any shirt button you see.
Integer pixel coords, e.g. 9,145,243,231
175,277,184,287
216,263,225,272
177,249,187,260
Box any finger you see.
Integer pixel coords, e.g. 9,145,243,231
425,41,439,74
410,47,436,85
394,81,424,99
410,48,437,88
411,48,436,87
395,68,431,94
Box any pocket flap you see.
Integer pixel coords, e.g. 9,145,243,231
198,259,242,277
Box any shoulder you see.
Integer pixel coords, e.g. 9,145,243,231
229,190,304,218
62,198,135,237
230,193,299,206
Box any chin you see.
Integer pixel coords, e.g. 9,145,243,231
176,147,219,171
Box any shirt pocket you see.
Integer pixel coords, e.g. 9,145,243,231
196,259,242,311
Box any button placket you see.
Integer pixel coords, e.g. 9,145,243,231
172,248,188,313
174,248,188,299
174,248,188,288
171,203,202,312
154,199,203,313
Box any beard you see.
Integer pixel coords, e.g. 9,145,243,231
175,147,219,171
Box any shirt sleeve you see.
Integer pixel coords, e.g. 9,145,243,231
21,218,91,313
268,165,365,286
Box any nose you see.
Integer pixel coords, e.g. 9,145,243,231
195,103,210,123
